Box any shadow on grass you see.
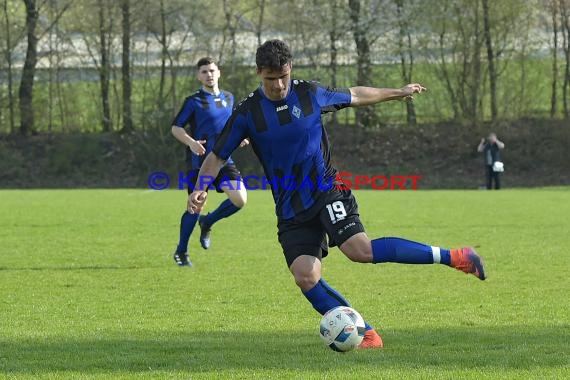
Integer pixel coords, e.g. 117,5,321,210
1,326,568,375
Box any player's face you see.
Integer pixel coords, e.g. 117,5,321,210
258,63,291,101
197,63,220,90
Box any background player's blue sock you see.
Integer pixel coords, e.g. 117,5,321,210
176,211,199,253
303,279,373,331
371,237,451,265
203,199,240,227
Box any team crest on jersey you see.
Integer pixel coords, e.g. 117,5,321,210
292,105,301,118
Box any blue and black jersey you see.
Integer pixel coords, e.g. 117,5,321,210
213,80,351,221
172,89,234,170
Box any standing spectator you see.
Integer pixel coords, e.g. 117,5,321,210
478,133,505,190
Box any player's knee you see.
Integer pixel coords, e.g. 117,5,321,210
227,187,247,208
346,249,372,263
341,235,373,263
293,272,319,292
231,196,247,208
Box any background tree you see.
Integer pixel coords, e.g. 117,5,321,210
348,0,375,127
560,0,570,119
1,0,24,134
395,0,417,125
18,0,39,135
120,0,133,133
548,0,559,118
482,0,498,120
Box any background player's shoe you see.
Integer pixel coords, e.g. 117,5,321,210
173,251,192,267
198,215,211,249
450,247,486,280
358,329,383,349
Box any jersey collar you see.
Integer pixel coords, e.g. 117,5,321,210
200,87,221,97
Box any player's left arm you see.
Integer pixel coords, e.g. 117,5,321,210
349,83,426,107
189,110,248,214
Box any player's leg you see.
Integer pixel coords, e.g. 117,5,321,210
279,218,383,349
198,164,245,249
174,171,200,267
321,189,486,280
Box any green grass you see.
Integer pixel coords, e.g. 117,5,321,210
1,189,569,379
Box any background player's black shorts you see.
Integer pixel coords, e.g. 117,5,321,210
277,188,365,267
185,164,242,194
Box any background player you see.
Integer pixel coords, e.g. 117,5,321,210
170,57,248,267
188,41,486,347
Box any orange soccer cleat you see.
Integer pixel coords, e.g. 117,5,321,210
450,247,486,280
357,329,384,349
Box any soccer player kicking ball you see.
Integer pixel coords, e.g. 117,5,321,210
188,40,486,348
170,57,248,267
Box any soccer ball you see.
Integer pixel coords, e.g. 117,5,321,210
319,306,366,352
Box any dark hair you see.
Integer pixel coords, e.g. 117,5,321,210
255,40,292,70
196,57,217,70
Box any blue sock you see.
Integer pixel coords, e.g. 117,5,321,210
176,211,199,253
303,279,373,331
371,237,451,265
203,199,241,227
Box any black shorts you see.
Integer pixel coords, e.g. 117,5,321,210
185,164,242,194
277,188,365,267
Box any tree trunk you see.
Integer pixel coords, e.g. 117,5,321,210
48,4,54,133
3,0,16,134
97,0,112,132
256,0,265,47
437,27,459,119
158,0,167,110
329,0,339,123
121,0,133,132
395,0,416,126
219,0,230,63
18,0,39,136
560,0,570,119
468,1,482,121
348,0,375,127
221,0,238,70
549,0,559,118
482,0,498,120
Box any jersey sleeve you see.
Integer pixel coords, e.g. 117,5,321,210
311,82,352,113
171,97,194,128
212,111,249,161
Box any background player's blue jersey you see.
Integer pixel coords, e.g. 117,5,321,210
172,89,234,170
213,80,351,221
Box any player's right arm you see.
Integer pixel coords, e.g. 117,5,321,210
171,126,206,156
170,97,206,155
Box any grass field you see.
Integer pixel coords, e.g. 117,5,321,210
1,189,569,379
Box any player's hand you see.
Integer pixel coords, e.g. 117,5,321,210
239,139,250,148
189,140,206,155
188,190,208,214
400,83,426,102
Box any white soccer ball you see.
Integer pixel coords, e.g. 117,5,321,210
319,306,366,352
